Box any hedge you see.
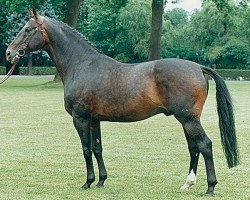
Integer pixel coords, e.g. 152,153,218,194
215,69,250,81
19,66,56,75
0,66,6,75
0,66,250,80
0,66,56,75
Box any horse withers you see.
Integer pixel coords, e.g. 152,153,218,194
5,9,239,195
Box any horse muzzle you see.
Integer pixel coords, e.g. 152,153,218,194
6,48,25,64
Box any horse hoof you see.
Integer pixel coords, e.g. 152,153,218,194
96,183,104,188
180,183,190,191
205,192,215,196
96,180,105,188
81,183,91,190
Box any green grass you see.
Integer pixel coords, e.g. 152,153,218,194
0,76,249,200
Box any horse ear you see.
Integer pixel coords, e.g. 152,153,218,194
28,8,43,24
28,8,39,20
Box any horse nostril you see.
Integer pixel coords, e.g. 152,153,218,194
6,50,13,61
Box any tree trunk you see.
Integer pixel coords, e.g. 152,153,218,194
53,0,83,82
148,0,164,61
64,0,83,27
26,53,33,76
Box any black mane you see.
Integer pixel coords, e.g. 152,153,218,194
47,17,101,53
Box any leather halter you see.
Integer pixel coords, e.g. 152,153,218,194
0,20,46,84
17,22,44,58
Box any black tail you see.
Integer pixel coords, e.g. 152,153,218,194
201,66,240,168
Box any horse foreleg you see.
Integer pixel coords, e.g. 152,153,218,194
180,130,200,191
91,121,108,187
73,116,95,189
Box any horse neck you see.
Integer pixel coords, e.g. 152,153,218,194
43,18,101,82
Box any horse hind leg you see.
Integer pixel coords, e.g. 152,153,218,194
176,116,218,195
180,130,200,191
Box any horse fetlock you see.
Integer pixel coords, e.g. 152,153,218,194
96,174,107,188
205,179,217,195
187,170,196,185
96,180,105,188
180,170,196,191
82,177,95,190
180,181,196,191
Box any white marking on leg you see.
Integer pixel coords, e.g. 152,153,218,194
180,169,197,191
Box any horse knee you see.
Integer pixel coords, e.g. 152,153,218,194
83,147,92,159
93,145,102,157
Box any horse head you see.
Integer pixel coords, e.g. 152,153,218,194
6,9,46,64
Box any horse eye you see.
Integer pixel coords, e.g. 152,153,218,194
25,27,32,32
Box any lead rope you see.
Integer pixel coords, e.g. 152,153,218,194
0,59,19,84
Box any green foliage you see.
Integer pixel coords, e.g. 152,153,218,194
1,0,250,68
164,8,188,28
206,37,250,68
116,0,151,61
177,0,250,68
78,0,128,58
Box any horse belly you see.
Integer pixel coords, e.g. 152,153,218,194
96,103,166,122
94,83,167,122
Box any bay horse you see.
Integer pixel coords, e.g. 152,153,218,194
5,10,239,195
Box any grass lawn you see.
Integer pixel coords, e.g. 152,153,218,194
0,76,249,200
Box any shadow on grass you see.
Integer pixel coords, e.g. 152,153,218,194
41,81,63,88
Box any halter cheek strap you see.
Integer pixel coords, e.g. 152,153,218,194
17,25,42,58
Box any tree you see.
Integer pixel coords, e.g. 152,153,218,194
161,9,192,60
204,0,234,34
53,0,83,82
179,0,250,68
78,0,128,59
148,0,164,60
148,0,180,60
64,0,82,27
1,0,249,69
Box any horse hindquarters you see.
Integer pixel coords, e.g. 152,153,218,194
154,62,218,194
